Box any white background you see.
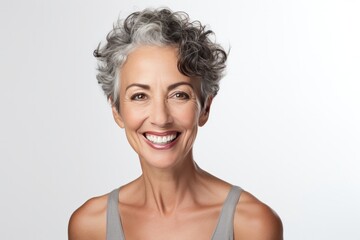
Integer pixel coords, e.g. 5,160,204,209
1,0,359,239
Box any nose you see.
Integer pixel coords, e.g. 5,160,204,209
149,98,173,127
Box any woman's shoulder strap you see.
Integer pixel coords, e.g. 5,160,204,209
211,185,243,240
106,188,126,240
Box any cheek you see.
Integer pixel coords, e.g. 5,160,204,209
121,105,146,128
172,103,201,127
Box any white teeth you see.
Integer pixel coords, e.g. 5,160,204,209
145,133,177,145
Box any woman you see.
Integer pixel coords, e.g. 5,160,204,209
68,8,283,240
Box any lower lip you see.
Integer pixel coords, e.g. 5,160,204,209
143,135,179,150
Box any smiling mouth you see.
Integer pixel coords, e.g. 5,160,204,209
144,132,180,145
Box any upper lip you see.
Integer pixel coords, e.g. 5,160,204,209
143,131,180,136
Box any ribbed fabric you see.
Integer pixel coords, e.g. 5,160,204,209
106,185,242,240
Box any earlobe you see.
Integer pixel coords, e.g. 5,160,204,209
112,105,125,128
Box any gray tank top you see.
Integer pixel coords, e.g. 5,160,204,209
106,185,242,240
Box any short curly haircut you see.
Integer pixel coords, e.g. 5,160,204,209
94,8,227,110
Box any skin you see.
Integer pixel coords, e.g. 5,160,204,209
68,46,283,240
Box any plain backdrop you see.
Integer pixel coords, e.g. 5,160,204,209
1,0,359,239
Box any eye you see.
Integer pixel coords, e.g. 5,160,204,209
130,93,147,101
172,92,190,100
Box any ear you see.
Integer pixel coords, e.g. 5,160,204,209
111,104,125,128
198,96,213,127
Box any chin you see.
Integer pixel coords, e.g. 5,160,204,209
139,151,191,170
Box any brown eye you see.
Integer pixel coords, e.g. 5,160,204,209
173,92,190,100
131,93,147,101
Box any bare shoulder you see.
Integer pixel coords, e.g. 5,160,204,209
234,191,283,240
68,193,109,240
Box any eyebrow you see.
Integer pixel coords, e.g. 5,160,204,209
168,82,194,91
125,82,194,91
125,83,150,91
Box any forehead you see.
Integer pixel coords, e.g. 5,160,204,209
121,46,178,74
120,45,192,86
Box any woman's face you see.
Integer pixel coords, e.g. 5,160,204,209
112,45,211,169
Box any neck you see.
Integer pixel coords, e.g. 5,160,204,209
138,154,204,216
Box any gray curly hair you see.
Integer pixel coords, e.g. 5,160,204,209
94,8,227,110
